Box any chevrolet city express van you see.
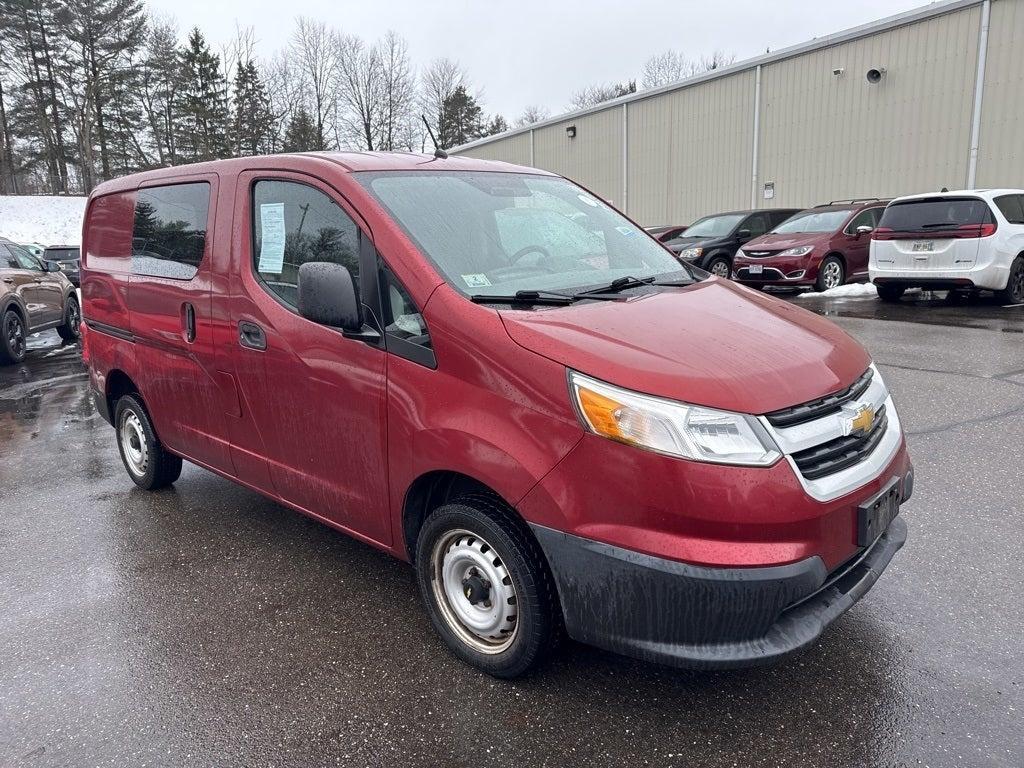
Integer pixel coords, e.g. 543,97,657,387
81,153,912,678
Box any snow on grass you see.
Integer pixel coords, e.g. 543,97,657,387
0,195,87,246
796,282,879,299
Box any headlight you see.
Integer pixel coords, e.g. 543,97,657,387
778,245,814,257
680,247,703,260
569,371,781,466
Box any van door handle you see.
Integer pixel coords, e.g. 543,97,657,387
238,321,267,351
184,302,196,342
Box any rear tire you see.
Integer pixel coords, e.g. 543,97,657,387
0,308,27,365
995,256,1024,304
114,394,182,490
876,283,906,303
57,295,81,342
415,494,562,678
815,256,845,292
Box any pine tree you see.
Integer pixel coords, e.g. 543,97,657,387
438,85,485,148
176,27,231,162
233,61,273,156
140,19,182,166
281,106,318,152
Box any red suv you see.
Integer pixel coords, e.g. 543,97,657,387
81,155,911,677
734,200,888,291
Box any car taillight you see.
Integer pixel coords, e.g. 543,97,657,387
958,222,997,238
872,227,894,241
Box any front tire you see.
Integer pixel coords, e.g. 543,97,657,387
816,256,845,292
415,494,562,678
0,309,27,365
114,394,183,490
705,255,731,279
876,283,906,303
995,256,1024,304
57,294,81,342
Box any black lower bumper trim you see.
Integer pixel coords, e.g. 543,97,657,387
91,386,112,425
531,516,907,670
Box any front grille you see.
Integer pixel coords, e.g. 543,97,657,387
791,405,888,480
743,250,778,258
765,368,873,428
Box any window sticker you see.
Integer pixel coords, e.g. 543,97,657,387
461,273,492,288
577,194,599,208
615,225,636,236
258,203,286,273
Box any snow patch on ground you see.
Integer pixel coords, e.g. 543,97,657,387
0,195,87,246
796,282,879,299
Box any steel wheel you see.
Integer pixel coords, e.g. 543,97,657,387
4,312,25,360
119,410,149,478
430,528,519,654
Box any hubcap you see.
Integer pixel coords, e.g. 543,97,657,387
710,260,730,278
5,313,24,358
119,411,149,477
431,529,519,653
822,261,843,289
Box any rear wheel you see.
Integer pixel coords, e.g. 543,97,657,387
415,494,562,678
57,294,81,342
876,283,906,303
114,394,182,490
995,256,1024,304
0,309,26,365
815,256,845,292
706,256,731,279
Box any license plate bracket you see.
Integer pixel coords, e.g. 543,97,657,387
912,241,934,252
748,264,763,275
857,476,901,546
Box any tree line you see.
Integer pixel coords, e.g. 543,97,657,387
0,0,734,196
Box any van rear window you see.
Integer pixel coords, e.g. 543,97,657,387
878,197,993,233
132,183,211,280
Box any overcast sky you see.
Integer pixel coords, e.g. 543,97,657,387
146,0,924,120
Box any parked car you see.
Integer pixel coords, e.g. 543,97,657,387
42,245,81,287
664,208,800,277
81,154,911,677
0,237,81,364
870,189,1024,303
644,224,689,242
734,200,888,291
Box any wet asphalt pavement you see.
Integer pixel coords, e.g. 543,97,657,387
1,293,1022,768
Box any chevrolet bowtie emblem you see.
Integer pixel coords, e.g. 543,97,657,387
842,404,875,436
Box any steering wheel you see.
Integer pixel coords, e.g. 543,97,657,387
510,245,554,266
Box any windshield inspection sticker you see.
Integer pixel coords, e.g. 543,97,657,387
257,203,286,273
461,273,492,288
615,225,637,236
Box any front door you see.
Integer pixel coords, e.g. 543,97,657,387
842,208,883,278
1,245,41,325
10,246,62,325
227,171,391,546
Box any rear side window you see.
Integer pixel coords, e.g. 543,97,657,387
252,180,361,309
85,191,136,272
879,197,994,232
132,183,211,280
994,195,1024,224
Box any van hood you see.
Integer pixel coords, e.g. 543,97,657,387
499,279,869,414
667,235,723,252
742,232,826,251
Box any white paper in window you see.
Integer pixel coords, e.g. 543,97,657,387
258,203,286,273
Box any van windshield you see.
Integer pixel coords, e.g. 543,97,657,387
771,209,851,234
681,214,745,238
357,171,691,296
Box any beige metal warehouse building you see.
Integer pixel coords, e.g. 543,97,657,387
452,0,1024,226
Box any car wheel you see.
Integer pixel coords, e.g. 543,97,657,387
114,394,183,490
0,308,27,365
995,256,1024,304
876,283,906,303
57,294,81,342
706,256,731,279
415,494,562,678
816,256,845,292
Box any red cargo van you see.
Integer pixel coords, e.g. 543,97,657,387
81,153,912,677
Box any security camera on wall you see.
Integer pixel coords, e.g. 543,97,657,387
866,67,886,84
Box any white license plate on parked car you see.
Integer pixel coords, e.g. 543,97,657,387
748,264,763,275
911,241,934,252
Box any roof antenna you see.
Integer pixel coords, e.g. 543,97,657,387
941,187,949,192
421,115,448,159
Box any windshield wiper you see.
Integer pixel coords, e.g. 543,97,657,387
470,290,577,306
919,222,958,229
575,275,657,296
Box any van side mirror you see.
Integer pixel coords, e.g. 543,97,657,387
297,262,362,332
736,229,752,241
855,225,874,237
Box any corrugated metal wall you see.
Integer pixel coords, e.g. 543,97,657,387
977,0,1024,185
457,0,1024,225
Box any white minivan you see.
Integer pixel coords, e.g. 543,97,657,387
869,189,1024,303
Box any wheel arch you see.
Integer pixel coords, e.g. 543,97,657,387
105,369,141,418
1,296,28,326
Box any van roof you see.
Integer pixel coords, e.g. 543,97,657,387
89,152,551,197
889,188,1024,204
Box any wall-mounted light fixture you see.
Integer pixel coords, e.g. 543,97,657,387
566,125,577,139
832,67,845,77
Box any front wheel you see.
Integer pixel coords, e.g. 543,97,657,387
816,256,845,292
705,256,731,279
995,256,1024,304
876,283,906,303
415,494,562,678
57,294,81,342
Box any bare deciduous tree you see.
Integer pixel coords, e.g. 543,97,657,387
376,31,415,151
568,80,636,110
515,104,549,128
641,50,736,89
290,17,339,151
419,57,463,148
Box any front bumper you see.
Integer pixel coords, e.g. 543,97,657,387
532,513,907,670
734,256,815,285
